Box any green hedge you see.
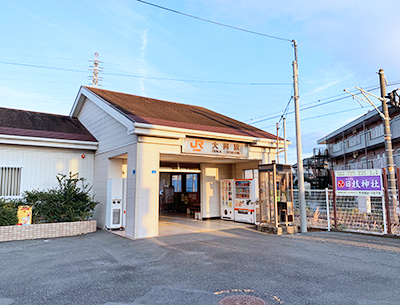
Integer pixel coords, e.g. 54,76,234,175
0,199,18,226
1,173,99,226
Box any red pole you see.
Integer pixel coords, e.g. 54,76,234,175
331,170,338,229
382,168,392,235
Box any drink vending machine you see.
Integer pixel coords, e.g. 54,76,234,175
220,179,235,220
234,179,258,224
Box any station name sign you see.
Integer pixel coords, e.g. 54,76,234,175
183,138,248,158
335,169,383,196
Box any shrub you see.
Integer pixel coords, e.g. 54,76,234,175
16,173,99,223
0,199,18,226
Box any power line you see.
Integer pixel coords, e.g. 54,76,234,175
261,107,364,130
0,61,290,86
137,0,292,42
105,71,291,85
1,61,86,73
301,107,362,122
249,81,400,124
278,92,293,123
245,83,388,123
247,87,369,123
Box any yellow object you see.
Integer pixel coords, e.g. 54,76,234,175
17,206,32,225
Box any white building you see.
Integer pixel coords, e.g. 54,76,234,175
0,106,97,198
1,86,287,239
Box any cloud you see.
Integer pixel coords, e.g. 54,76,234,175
195,0,400,79
304,79,344,97
0,86,47,101
139,30,148,96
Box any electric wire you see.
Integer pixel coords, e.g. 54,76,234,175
249,81,400,125
0,61,290,86
137,0,292,42
261,107,365,130
278,90,293,123
245,83,392,123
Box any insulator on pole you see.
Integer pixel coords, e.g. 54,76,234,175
88,52,103,87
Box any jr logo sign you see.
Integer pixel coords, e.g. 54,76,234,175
190,140,203,152
183,138,248,158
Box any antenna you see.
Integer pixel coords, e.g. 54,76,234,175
88,52,103,87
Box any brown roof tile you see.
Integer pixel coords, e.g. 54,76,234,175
0,107,97,142
85,87,277,140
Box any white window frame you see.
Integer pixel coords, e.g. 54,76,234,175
0,167,22,197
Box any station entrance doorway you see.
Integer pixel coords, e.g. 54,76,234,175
159,162,201,216
157,155,261,236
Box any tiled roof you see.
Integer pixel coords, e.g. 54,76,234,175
85,87,277,140
0,107,97,142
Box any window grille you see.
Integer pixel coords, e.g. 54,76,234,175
0,167,22,196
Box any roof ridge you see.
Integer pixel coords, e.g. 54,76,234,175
0,106,71,118
85,86,221,111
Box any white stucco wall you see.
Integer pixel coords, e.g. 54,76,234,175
78,98,136,153
201,163,232,218
134,136,181,238
76,97,138,230
91,144,136,230
0,144,94,196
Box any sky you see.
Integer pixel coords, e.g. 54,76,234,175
1,0,400,165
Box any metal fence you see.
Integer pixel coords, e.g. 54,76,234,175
293,189,400,236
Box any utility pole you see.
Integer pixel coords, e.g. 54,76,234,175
292,40,307,233
284,117,288,164
378,69,398,222
276,122,280,164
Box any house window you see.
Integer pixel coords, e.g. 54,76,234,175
186,174,198,192
171,174,182,192
0,167,22,197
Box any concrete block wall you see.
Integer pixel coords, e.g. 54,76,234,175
0,220,97,242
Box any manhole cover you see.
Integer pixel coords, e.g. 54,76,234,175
218,295,268,305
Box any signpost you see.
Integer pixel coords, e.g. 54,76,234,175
334,169,388,234
335,169,383,196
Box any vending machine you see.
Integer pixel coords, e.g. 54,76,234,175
234,179,257,224
220,179,235,220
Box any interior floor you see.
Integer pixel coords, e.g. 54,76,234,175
111,213,253,239
159,213,252,236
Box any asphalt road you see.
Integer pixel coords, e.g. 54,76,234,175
0,228,399,305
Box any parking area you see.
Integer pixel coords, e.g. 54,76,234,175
1,228,399,305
